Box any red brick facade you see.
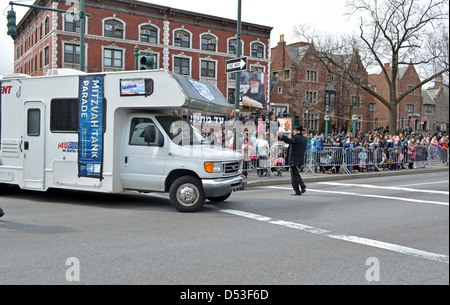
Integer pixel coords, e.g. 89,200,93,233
368,63,423,132
12,0,272,103
270,37,372,134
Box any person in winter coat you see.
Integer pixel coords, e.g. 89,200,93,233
279,125,308,196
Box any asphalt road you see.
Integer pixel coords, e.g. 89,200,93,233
0,171,448,285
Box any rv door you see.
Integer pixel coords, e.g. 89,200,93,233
121,116,167,192
23,101,45,190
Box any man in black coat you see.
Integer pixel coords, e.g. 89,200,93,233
279,125,308,196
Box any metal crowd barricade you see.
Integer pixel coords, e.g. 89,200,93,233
314,146,345,174
428,145,448,166
403,144,429,169
268,142,290,177
249,141,448,177
375,147,406,170
342,147,380,173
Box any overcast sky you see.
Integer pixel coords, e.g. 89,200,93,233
0,0,357,75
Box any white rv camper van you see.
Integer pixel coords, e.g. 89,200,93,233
0,69,246,212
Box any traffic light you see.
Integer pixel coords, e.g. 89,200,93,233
140,55,155,70
7,10,17,37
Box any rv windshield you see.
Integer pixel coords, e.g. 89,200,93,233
156,116,207,146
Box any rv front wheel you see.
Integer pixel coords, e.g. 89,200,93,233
169,176,205,212
207,193,231,203
0,184,7,195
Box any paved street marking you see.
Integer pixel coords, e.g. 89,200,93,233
267,186,449,206
396,180,449,187
317,182,449,195
217,208,449,264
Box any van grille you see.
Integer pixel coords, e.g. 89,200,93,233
223,162,241,175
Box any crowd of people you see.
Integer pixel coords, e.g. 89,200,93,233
200,111,449,175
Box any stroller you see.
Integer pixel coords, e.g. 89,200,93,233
270,143,288,176
318,148,341,174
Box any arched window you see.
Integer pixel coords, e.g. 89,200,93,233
228,38,244,55
174,30,190,48
140,25,158,43
44,16,50,35
251,42,264,58
104,19,124,39
201,34,217,51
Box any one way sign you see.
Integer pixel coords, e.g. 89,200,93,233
226,57,247,73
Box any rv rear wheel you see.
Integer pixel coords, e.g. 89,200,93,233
169,176,205,212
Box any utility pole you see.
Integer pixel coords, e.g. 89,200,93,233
80,0,86,72
233,0,242,151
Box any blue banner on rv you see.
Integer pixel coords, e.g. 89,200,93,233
78,75,103,179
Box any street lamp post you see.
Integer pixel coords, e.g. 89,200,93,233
324,105,330,140
408,109,413,135
352,114,358,137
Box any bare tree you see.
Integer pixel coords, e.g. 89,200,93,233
293,0,449,134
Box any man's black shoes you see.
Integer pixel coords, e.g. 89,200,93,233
0,208,4,218
301,187,307,194
291,193,302,196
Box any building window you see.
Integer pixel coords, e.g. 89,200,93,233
424,105,433,114
406,104,415,113
251,66,264,73
284,70,290,80
201,60,216,78
369,103,376,112
140,25,158,43
174,30,190,48
304,112,319,131
407,85,415,95
64,44,80,64
251,42,264,58
174,57,190,76
325,92,336,107
104,49,122,67
327,73,334,84
228,39,237,54
44,16,49,35
352,95,361,108
64,15,83,33
305,91,317,104
306,70,318,82
201,34,217,51
278,86,282,94
104,19,124,39
44,46,49,66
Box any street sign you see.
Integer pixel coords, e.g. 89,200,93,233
226,57,247,73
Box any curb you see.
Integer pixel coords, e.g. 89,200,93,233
246,166,449,188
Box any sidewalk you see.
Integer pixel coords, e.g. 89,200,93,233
246,162,449,188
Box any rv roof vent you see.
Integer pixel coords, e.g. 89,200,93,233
0,73,31,80
46,68,87,76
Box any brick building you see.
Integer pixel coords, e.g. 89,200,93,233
368,63,423,133
422,76,449,133
270,36,371,134
12,0,272,105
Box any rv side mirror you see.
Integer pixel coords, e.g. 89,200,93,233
144,125,156,143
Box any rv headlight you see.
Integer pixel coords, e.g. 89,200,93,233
204,162,222,174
